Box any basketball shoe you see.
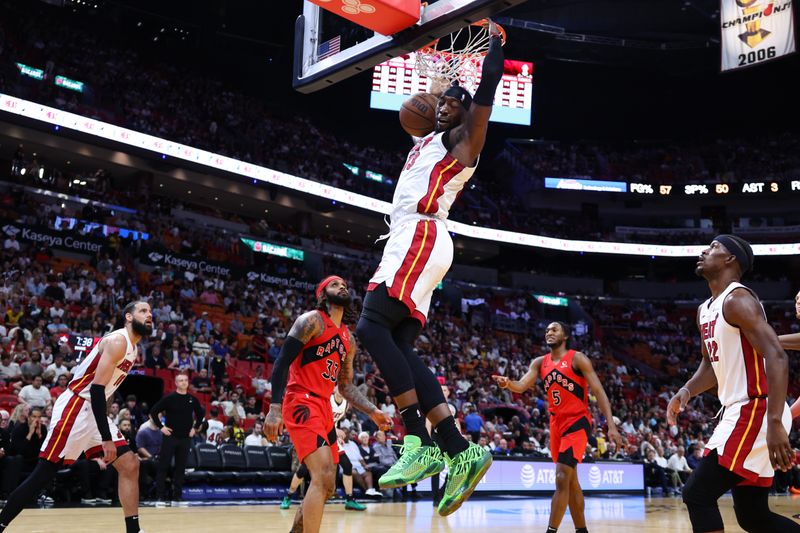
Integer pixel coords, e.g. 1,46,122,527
279,495,292,509
437,442,492,516
378,435,445,488
344,498,366,511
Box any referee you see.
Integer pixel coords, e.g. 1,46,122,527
150,372,205,502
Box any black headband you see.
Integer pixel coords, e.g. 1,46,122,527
442,84,472,110
715,234,753,274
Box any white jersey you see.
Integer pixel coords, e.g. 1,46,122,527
391,131,476,223
68,328,137,400
331,394,348,425
698,282,767,407
207,419,224,444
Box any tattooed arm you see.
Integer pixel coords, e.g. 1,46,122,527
339,337,392,430
263,311,324,442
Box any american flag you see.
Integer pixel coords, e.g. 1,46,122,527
317,35,341,60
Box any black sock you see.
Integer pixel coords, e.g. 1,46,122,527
125,515,140,533
0,459,58,529
546,527,558,533
576,528,588,533
400,404,433,445
434,416,469,457
346,494,354,501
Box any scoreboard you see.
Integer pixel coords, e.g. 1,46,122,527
370,53,533,126
545,177,800,197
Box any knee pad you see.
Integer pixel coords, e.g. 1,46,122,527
339,455,353,476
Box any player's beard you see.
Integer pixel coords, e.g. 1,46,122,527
546,339,563,349
131,317,152,336
327,291,351,307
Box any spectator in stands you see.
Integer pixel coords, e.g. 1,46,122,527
48,374,69,400
125,394,147,430
145,344,168,369
250,365,270,396
223,417,244,446
602,441,623,460
20,351,44,382
643,448,671,495
666,445,692,487
192,335,212,372
463,406,484,444
244,396,261,419
249,322,268,362
244,422,269,447
44,352,70,381
194,312,212,334
214,391,245,422
379,396,396,419
340,430,379,497
686,444,704,470
0,353,22,386
228,313,245,337
168,349,195,371
191,368,212,394
371,430,396,484
492,439,511,456
8,406,47,475
18,375,52,409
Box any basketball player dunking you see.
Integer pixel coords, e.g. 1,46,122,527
0,301,151,533
667,235,799,533
492,322,623,533
777,289,800,420
265,276,391,533
354,21,505,517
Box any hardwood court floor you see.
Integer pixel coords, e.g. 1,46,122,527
6,495,800,533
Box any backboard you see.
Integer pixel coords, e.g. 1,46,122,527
293,0,527,93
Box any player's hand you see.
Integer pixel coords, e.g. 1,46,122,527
160,426,173,436
96,458,108,470
488,19,501,38
491,375,510,389
264,404,284,443
189,427,196,438
369,409,393,431
666,388,690,425
767,422,793,472
101,441,117,463
607,425,624,449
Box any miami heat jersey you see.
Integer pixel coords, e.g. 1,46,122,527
287,311,351,398
391,131,476,222
698,282,768,407
540,350,590,423
331,394,349,425
68,328,137,400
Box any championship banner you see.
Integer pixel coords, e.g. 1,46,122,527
721,0,796,71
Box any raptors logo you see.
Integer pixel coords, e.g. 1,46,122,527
292,405,311,424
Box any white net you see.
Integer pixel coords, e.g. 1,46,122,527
414,21,503,93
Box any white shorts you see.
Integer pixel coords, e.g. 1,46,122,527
40,390,127,465
704,397,791,486
368,218,452,325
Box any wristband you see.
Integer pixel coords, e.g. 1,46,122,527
679,386,691,398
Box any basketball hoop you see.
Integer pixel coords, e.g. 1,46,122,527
415,19,506,92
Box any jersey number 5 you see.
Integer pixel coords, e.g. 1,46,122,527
321,359,339,383
551,389,561,406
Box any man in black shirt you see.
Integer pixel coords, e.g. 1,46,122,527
149,372,205,503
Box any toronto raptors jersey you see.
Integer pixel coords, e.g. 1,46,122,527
391,131,476,222
287,311,351,398
698,282,768,407
68,328,137,400
540,350,590,423
331,394,349,425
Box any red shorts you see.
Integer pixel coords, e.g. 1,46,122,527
283,389,339,464
550,416,591,467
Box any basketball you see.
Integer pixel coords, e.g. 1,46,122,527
400,92,438,137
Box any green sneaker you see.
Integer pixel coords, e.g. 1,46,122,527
437,443,492,516
378,435,446,489
280,495,292,509
344,498,366,511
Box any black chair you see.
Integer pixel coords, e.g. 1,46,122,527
219,443,258,482
194,443,235,483
183,445,208,484
243,445,284,483
266,446,293,482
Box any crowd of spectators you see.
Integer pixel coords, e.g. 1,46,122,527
3,1,800,247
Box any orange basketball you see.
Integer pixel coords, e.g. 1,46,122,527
399,92,438,137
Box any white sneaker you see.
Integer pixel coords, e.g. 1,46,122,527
365,488,381,497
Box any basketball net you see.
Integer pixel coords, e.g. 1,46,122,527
415,19,506,94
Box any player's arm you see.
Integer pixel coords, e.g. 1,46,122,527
90,335,127,463
573,352,623,448
778,333,800,351
724,288,794,471
492,356,543,393
666,311,718,425
340,339,392,430
450,21,504,164
263,311,324,441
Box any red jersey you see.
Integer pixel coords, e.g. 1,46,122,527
540,350,590,426
286,311,351,398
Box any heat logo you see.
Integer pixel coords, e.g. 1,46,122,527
722,0,794,48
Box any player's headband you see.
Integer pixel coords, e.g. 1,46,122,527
316,275,345,300
714,234,753,274
442,82,472,110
